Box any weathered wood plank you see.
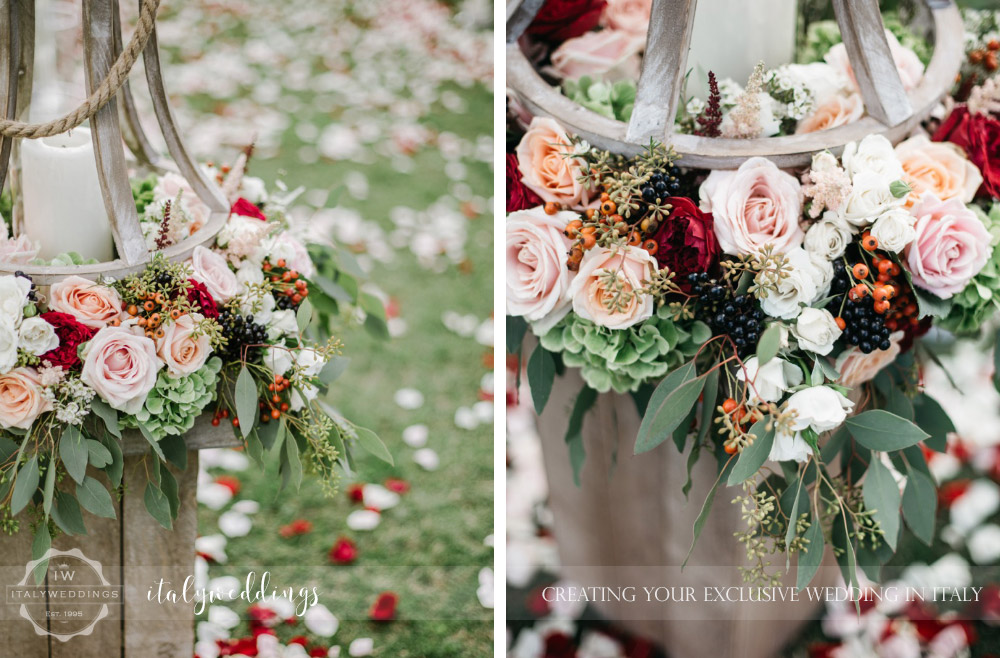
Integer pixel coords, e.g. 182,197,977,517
0,0,19,193
121,412,242,456
8,0,33,238
0,508,49,657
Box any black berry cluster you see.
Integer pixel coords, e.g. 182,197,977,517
840,299,892,354
14,271,37,302
641,165,693,205
686,272,764,355
275,294,298,311
829,260,851,297
217,309,267,363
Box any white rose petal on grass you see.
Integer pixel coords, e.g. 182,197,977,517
218,510,252,537
197,483,234,510
195,534,228,564
346,509,381,531
473,400,494,423
387,317,407,337
200,448,250,471
231,499,260,515
206,576,241,601
455,406,479,429
402,424,428,448
950,479,1000,536
413,448,441,471
208,605,241,629
792,307,843,355
303,604,339,637
196,621,230,644
362,484,401,511
478,567,495,609
348,638,374,657
394,388,424,410
194,640,221,658
327,648,342,658
967,524,1000,564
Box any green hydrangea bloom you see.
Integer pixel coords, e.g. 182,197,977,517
123,357,222,440
939,204,1000,335
538,307,710,393
562,76,636,121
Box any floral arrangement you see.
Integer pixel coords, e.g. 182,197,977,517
0,157,390,564
506,53,1000,593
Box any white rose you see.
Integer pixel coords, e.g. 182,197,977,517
781,62,851,106
769,429,815,463
240,292,275,328
736,355,803,404
296,348,325,377
839,171,902,227
869,208,916,253
786,385,855,433
759,248,831,320
240,176,268,205
263,344,294,377
18,316,59,356
214,214,262,249
0,275,31,326
0,320,18,373
792,307,842,355
841,134,904,182
804,211,854,260
235,261,265,294
269,309,299,339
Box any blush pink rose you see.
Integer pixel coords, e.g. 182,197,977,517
0,367,52,430
81,327,163,413
906,194,991,299
550,29,645,82
824,30,924,93
48,275,124,330
0,234,39,265
894,135,983,207
795,93,863,134
190,246,239,302
157,313,212,377
155,172,211,230
836,331,903,388
506,207,576,332
599,0,651,35
268,232,316,278
568,245,656,330
699,157,805,256
515,117,591,209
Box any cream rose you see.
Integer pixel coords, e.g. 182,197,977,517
157,313,212,378
837,331,904,388
699,157,805,256
795,93,863,134
839,171,903,228
190,246,240,303
18,316,59,356
840,135,905,182
48,275,123,330
568,246,656,330
792,307,842,355
81,327,162,413
770,386,855,463
515,118,591,209
736,355,803,404
869,208,916,253
550,30,645,82
267,233,316,278
506,208,576,333
895,135,983,207
825,29,924,93
0,367,52,430
759,248,832,320
0,275,31,325
906,194,991,299
804,211,854,261
0,320,18,373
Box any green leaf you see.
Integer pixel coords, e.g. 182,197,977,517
86,440,112,469
159,462,180,520
355,426,393,465
144,482,172,530
51,492,87,536
312,275,352,303
76,476,116,519
159,434,187,471
284,433,303,491
833,508,860,613
796,520,825,590
863,457,902,551
784,477,805,555
756,324,783,365
235,365,257,439
527,346,556,415
296,298,313,334
672,405,698,453
31,528,51,586
913,285,950,319
565,386,597,486
994,329,1000,395
889,180,912,198
363,313,390,340
42,460,56,519
913,394,954,453
696,367,720,446
683,458,735,568
11,455,39,515
635,361,706,454
506,316,529,354
90,399,121,438
319,356,350,385
902,467,936,545
845,410,929,451
138,424,166,462
101,435,124,488
0,436,16,464
821,426,850,463
59,426,88,485
727,420,775,485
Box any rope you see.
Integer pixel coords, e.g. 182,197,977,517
0,0,161,139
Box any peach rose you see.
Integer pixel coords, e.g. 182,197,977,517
48,275,123,330
190,246,239,303
506,207,576,332
81,327,162,413
824,30,924,93
568,246,656,330
550,29,645,82
906,194,991,299
0,367,52,430
699,157,805,256
894,135,983,207
836,331,903,388
795,93,863,134
157,313,212,377
515,117,591,209
600,0,651,35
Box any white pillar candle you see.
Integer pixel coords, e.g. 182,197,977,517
686,0,797,96
20,127,114,262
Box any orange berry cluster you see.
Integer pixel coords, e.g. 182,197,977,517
259,374,292,423
720,397,754,455
969,40,1000,71
264,258,309,307
844,254,900,314
123,292,182,339
562,192,658,271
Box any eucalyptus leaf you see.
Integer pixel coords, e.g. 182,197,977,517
59,426,88,485
756,325,783,365
635,361,705,454
52,492,87,536
863,457,902,551
235,365,257,439
76,476,116,519
727,420,775,485
902,467,936,545
796,520,824,590
355,426,393,465
565,386,597,486
10,455,39,516
144,482,173,530
845,410,929,451
527,346,556,415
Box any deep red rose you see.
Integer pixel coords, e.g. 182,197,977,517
507,153,543,212
39,312,96,369
329,537,358,564
186,279,219,319
932,106,1000,199
231,197,267,220
369,591,399,621
279,519,313,538
652,197,720,290
526,0,606,43
543,631,577,658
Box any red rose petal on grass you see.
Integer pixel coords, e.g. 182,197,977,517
369,591,399,621
246,604,278,628
279,519,314,538
384,478,410,494
329,537,358,564
214,475,241,496
288,636,308,646
807,643,842,658
231,197,267,220
525,586,551,617
309,649,328,658
384,298,400,319
938,479,971,507
346,483,365,503
543,631,576,658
